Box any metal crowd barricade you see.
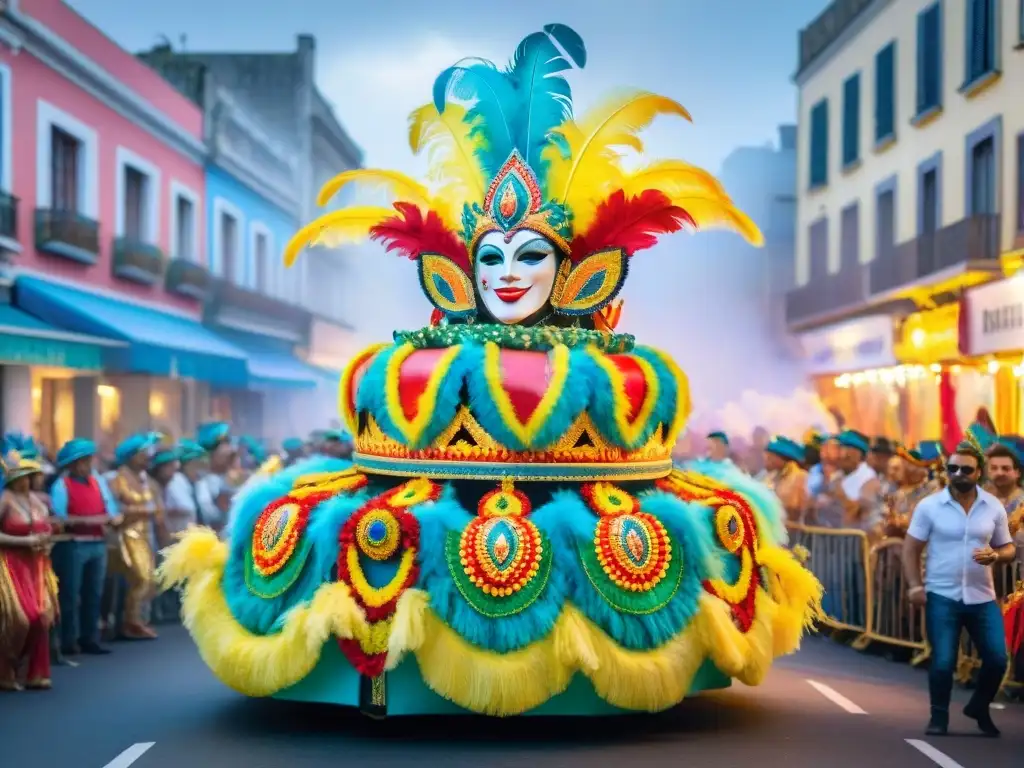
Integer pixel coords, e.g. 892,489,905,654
860,536,929,662
786,523,871,637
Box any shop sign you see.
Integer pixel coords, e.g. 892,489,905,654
798,315,897,375
963,277,1024,356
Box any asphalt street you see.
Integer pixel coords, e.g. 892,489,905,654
1,625,1021,768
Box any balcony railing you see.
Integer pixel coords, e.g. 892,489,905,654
35,208,100,264
785,265,868,329
165,257,211,301
868,214,1001,296
0,192,19,243
112,237,166,285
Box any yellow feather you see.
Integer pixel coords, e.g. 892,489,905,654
316,169,431,209
548,93,692,225
407,102,487,223
669,194,764,246
621,160,728,200
282,206,395,267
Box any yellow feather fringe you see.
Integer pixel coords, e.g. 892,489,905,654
160,529,367,697
700,591,777,686
163,531,819,713
756,544,824,656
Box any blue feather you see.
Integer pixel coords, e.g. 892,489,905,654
543,23,588,67
504,31,575,177
432,25,587,183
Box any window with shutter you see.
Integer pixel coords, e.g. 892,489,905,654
1019,0,1024,43
874,42,895,143
876,189,895,260
809,99,829,189
965,0,997,86
915,3,942,116
840,204,859,269
842,74,860,167
809,219,828,278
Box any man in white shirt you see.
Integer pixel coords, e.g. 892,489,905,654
163,440,210,534
903,441,1016,737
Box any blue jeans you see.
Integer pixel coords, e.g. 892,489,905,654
52,541,108,649
925,593,1007,723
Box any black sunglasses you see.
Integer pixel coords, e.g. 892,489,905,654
945,463,977,476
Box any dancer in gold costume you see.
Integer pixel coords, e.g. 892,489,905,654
109,433,163,640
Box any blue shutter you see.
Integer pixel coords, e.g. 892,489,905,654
916,4,942,114
809,100,828,188
843,74,860,166
875,43,895,141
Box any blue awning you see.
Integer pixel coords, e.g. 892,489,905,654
0,303,124,370
224,332,324,389
15,276,248,386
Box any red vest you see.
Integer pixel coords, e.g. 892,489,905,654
64,475,107,539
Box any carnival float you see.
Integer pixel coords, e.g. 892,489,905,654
160,23,823,717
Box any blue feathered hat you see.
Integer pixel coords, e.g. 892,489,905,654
150,446,180,470
837,429,870,454
3,432,40,461
56,438,97,470
177,439,207,464
282,437,304,453
323,429,352,443
196,421,231,451
917,440,945,464
239,435,267,463
765,435,805,464
965,421,997,454
114,432,162,468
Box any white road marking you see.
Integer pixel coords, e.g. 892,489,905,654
905,740,966,768
102,743,155,768
805,679,867,714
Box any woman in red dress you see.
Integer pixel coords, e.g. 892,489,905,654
0,450,57,691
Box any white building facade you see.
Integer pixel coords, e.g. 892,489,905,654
789,0,1024,441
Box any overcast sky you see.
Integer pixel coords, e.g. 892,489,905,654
69,0,829,174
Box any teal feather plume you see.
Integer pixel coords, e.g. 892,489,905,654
219,457,363,636
684,458,789,546
433,24,587,183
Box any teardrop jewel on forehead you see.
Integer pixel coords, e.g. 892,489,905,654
485,151,542,231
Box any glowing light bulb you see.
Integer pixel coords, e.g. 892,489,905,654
987,360,1000,375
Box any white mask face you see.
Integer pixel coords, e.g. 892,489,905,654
475,230,558,325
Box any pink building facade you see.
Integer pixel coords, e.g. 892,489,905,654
0,0,242,455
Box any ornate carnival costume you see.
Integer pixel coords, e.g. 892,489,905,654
161,24,822,717
0,444,57,690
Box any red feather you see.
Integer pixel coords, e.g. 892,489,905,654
570,189,695,261
369,202,470,272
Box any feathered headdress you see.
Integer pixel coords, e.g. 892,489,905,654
284,23,762,325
